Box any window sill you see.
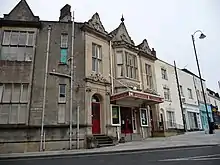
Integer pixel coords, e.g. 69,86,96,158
58,62,67,65
117,77,140,83
58,101,66,104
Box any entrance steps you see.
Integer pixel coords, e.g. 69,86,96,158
93,134,116,148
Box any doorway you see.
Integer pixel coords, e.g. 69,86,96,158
120,107,133,134
92,95,101,134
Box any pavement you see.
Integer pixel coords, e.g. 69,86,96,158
1,130,220,160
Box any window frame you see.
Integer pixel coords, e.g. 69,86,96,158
140,108,149,127
111,104,121,126
167,111,175,128
145,63,153,89
1,30,34,61
187,88,193,99
61,34,68,48
116,51,124,77
161,68,168,80
92,43,102,73
59,84,66,103
125,52,138,79
163,87,171,101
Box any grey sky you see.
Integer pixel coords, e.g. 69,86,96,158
1,0,219,92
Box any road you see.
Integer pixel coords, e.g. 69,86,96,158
1,145,220,165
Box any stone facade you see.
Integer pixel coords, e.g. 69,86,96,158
0,0,164,153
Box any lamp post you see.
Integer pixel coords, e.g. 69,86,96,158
191,30,213,134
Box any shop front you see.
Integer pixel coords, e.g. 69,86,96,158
109,90,163,141
199,103,213,130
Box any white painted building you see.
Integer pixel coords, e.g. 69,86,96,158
155,60,184,130
178,69,202,131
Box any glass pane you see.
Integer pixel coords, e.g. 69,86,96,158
18,104,26,123
61,34,68,48
97,60,101,73
2,84,11,102
58,104,66,123
60,49,67,63
10,31,19,45
97,46,101,59
0,104,10,124
0,84,3,102
21,84,28,102
117,52,123,64
0,46,9,60
59,85,66,97
12,84,21,102
17,47,26,61
92,44,96,57
92,58,96,71
9,104,18,124
27,32,34,46
112,106,120,125
19,32,27,45
3,31,11,45
25,47,33,61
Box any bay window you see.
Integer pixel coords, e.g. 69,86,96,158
116,52,124,77
125,52,138,79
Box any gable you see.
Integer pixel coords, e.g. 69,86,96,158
87,13,107,35
110,17,134,45
3,0,39,22
137,39,151,54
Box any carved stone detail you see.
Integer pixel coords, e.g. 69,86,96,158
87,13,107,34
86,73,109,84
137,39,151,54
143,88,159,96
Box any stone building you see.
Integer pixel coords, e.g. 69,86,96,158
0,0,164,153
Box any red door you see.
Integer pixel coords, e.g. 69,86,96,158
92,102,101,134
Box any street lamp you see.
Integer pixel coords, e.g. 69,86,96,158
191,30,213,134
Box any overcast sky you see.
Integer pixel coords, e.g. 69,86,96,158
1,0,219,92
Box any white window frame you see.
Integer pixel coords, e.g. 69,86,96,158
116,51,124,78
163,87,171,101
92,43,102,73
145,63,153,89
110,104,121,126
61,34,68,48
125,52,138,80
167,111,175,128
187,88,193,99
140,108,149,127
161,68,168,80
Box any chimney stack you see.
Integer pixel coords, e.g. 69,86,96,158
59,4,71,22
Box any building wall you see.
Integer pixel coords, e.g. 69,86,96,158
177,70,202,130
155,60,183,129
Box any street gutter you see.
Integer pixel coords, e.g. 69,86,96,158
0,144,219,160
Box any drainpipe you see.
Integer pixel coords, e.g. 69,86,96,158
69,11,75,150
40,25,51,151
109,41,114,94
